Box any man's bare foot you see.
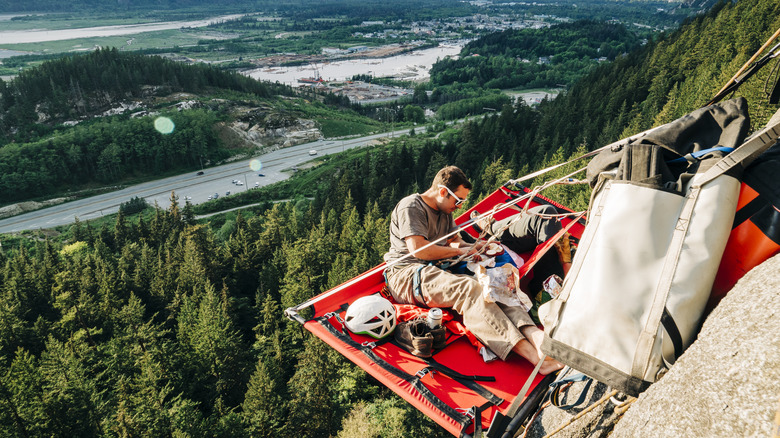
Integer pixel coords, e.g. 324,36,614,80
517,326,565,375
538,355,564,375
511,339,564,375
512,339,540,364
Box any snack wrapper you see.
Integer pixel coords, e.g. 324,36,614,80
473,264,533,310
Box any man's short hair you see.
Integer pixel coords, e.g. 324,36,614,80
432,166,472,191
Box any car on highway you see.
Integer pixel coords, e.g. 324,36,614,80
258,173,265,177
214,193,219,199
197,171,204,176
236,181,244,186
309,150,317,156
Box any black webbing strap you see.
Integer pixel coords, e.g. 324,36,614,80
425,358,496,381
423,358,504,407
660,307,684,360
315,315,471,428
770,65,780,104
386,334,505,407
732,194,768,229
460,401,494,438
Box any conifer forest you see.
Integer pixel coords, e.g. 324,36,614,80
1,0,779,436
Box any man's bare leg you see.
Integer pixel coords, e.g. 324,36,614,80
513,326,564,375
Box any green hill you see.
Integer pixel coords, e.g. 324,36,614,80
431,20,642,91
0,48,279,143
0,48,381,205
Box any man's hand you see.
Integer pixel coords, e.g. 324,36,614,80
457,245,482,261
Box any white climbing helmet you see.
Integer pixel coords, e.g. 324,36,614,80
344,295,397,339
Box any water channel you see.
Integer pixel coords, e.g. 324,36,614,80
0,14,245,44
245,44,464,85
0,15,558,103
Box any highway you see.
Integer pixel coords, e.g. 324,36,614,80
0,128,418,234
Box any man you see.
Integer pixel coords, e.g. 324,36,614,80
383,166,563,374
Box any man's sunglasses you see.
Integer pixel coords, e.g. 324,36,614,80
438,184,466,206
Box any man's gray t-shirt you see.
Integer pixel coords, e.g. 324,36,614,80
384,194,456,266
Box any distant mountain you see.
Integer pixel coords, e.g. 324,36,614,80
0,0,255,13
0,0,689,15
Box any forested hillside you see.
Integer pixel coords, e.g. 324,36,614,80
0,142,467,437
0,48,282,145
449,0,780,190
0,49,331,205
430,20,641,90
1,0,780,437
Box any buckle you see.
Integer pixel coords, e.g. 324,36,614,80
457,407,476,420
415,368,432,379
324,311,346,325
361,341,377,349
323,311,347,333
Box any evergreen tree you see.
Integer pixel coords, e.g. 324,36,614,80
0,348,44,437
177,282,249,412
38,337,104,436
242,355,287,437
285,336,338,437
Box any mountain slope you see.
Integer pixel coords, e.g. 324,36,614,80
451,0,780,189
0,48,280,143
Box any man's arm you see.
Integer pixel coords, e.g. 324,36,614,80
405,235,473,261
447,234,486,251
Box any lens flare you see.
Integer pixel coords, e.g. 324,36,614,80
154,117,175,134
250,159,263,172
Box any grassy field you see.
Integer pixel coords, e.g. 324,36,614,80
0,11,411,74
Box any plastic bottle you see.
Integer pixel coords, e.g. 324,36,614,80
427,308,443,329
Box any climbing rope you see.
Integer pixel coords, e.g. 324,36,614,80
447,167,589,266
515,388,637,438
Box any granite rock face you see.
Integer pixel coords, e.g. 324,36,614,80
524,379,620,438
611,253,780,438
526,254,780,438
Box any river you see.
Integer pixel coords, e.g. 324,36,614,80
245,44,464,85
0,14,245,44
1,14,462,83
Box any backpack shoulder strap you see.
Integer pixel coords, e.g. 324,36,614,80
696,121,780,187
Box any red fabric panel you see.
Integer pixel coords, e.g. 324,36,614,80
710,183,780,311
710,220,780,310
303,315,547,436
298,186,577,435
